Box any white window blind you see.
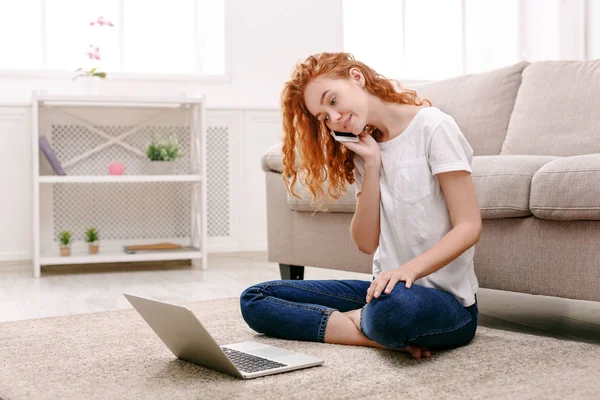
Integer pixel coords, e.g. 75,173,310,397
404,0,463,80
343,0,520,80
0,0,224,76
464,0,519,74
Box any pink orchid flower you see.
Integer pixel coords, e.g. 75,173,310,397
85,45,101,61
90,16,114,28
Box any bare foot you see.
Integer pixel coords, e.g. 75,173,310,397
343,309,431,360
404,345,431,359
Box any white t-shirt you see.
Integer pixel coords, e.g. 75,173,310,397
353,106,479,307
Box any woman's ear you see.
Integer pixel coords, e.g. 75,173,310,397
349,67,364,87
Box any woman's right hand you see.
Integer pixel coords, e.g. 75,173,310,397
332,130,380,164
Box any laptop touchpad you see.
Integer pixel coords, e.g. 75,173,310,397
250,347,296,359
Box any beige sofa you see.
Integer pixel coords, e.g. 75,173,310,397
261,60,600,303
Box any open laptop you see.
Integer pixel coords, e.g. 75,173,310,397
124,294,324,379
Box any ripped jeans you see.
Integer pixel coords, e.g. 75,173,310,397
240,279,477,350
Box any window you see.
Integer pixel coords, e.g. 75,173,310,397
0,0,225,76
343,0,519,80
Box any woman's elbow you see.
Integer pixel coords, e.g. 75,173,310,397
471,220,483,244
356,242,378,255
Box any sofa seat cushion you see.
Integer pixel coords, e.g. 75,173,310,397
284,155,559,218
530,154,600,220
473,155,558,218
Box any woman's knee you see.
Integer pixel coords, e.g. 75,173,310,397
239,281,277,329
361,287,423,344
369,286,422,319
240,280,277,302
239,281,269,311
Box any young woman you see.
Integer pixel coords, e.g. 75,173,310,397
240,52,481,360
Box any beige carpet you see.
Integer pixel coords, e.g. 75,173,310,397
1,298,599,400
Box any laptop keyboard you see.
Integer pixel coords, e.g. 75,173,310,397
222,347,287,373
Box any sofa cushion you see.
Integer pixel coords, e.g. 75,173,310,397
413,61,529,156
285,154,558,218
473,155,558,218
530,154,600,220
501,60,600,156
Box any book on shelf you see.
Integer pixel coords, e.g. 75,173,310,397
123,243,199,254
39,136,66,175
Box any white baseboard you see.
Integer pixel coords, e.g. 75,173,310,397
244,242,267,252
0,251,30,262
208,239,267,253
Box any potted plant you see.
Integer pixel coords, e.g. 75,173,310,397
59,231,72,256
145,136,183,175
85,228,100,254
72,16,114,94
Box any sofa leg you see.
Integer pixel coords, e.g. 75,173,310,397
279,264,305,280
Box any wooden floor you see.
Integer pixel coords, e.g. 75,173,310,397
1,252,599,345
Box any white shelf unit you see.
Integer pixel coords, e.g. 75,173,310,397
31,92,208,278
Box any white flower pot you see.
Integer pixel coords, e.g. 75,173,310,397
148,161,176,175
73,76,102,95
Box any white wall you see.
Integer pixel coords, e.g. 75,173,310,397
0,0,344,109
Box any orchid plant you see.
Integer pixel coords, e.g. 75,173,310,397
73,16,114,80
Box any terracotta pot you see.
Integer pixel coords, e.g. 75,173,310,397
88,243,99,254
60,245,71,257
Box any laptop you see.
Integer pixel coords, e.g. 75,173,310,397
124,294,324,379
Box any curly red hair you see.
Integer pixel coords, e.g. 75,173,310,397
280,52,431,207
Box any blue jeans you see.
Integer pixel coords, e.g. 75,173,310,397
240,279,478,350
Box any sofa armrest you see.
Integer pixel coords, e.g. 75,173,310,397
261,142,285,173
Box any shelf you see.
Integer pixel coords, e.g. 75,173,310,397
40,247,202,266
36,94,204,108
32,91,208,277
38,175,202,183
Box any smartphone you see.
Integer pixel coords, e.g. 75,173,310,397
332,130,359,142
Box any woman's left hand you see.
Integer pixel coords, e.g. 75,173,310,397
366,265,420,303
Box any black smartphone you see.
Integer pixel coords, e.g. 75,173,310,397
332,130,359,142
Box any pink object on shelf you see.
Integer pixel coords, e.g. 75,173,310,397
108,162,124,175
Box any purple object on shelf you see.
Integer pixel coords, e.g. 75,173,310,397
39,136,66,175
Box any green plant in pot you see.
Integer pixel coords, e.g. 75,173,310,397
85,228,100,255
145,136,183,175
59,230,72,256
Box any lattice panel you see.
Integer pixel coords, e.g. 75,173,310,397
207,126,230,237
52,183,194,242
51,124,192,175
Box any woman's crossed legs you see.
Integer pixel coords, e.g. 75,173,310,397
240,279,477,359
